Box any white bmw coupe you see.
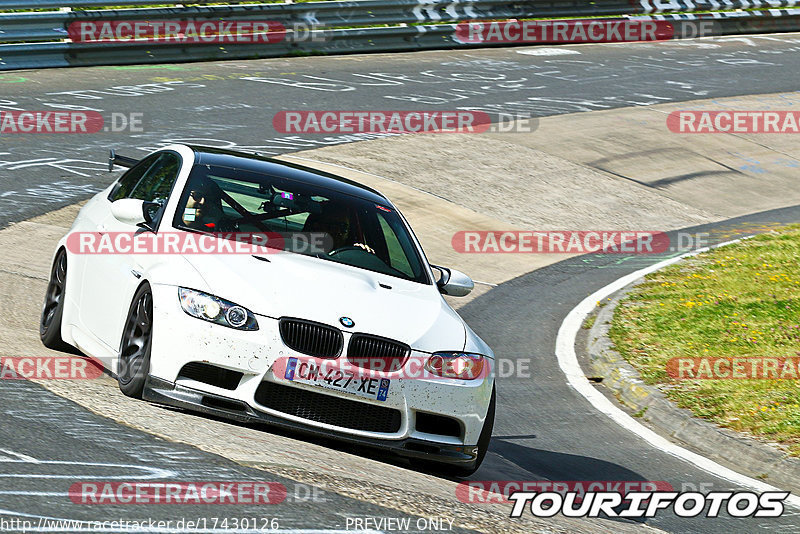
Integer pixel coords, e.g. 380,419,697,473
40,144,495,475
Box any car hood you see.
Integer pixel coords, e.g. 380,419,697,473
181,252,467,352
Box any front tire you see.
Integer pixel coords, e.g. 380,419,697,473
117,283,153,399
40,249,71,351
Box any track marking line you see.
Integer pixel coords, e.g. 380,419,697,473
0,452,174,479
554,237,800,508
0,448,38,463
516,48,581,56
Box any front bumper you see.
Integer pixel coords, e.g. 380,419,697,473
143,375,479,467
149,284,494,446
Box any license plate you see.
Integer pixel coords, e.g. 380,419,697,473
282,357,390,401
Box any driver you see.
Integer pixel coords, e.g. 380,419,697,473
181,182,225,230
303,204,374,254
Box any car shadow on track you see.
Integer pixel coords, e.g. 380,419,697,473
483,437,651,482
154,401,654,504
470,437,653,525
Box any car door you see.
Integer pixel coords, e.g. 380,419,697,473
79,151,182,350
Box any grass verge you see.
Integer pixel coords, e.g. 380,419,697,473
609,226,800,454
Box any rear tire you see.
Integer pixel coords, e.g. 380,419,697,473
117,284,153,399
40,249,71,351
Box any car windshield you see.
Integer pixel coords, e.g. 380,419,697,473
172,163,429,284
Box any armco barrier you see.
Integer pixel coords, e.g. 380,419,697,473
1,0,800,70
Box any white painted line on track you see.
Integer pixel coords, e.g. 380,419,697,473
516,48,581,56
0,448,39,463
554,236,800,508
0,449,175,479
0,460,174,479
0,491,66,496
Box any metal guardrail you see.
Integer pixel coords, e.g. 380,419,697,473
1,0,800,70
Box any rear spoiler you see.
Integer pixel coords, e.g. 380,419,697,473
108,149,139,171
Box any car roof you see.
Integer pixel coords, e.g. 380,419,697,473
187,145,390,205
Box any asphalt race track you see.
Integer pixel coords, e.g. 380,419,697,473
3,34,800,228
2,34,800,533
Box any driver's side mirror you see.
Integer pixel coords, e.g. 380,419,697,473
111,199,161,230
431,265,474,297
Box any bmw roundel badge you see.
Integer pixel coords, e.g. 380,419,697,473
339,317,355,328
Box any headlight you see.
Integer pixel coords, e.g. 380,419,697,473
424,352,486,380
179,288,258,331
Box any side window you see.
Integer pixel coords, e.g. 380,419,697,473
130,152,181,203
377,212,414,279
107,153,159,202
